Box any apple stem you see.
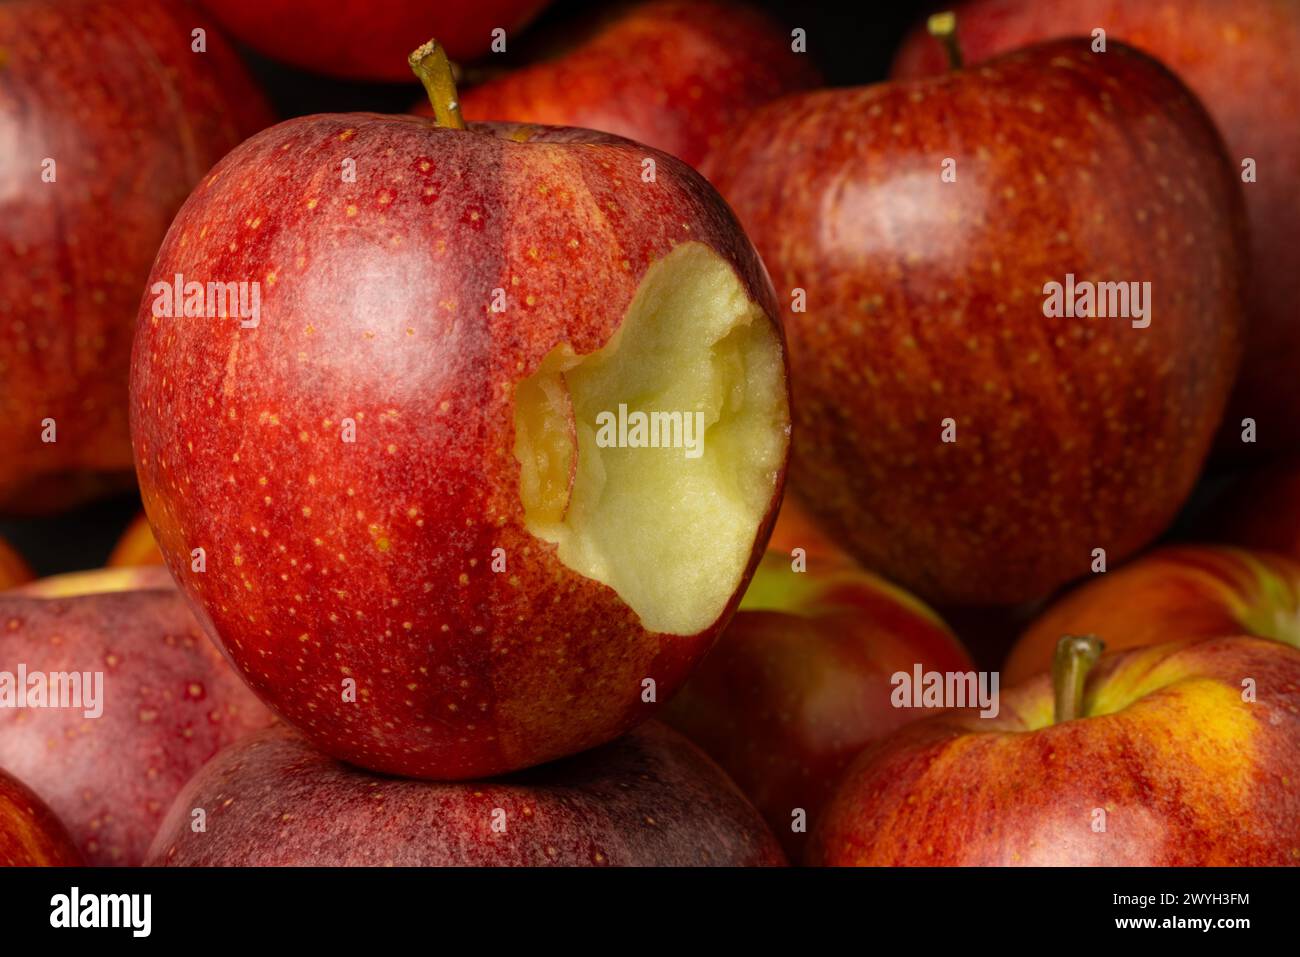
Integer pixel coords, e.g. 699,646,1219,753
927,12,964,71
409,40,467,130
1051,634,1104,724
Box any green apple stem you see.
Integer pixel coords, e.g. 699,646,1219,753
927,12,963,70
409,40,467,130
1051,634,1103,724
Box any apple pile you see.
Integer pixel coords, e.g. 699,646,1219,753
2,0,1300,871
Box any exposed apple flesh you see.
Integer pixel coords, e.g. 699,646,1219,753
12,565,176,598
516,243,786,634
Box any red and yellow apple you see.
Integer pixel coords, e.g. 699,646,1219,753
0,581,274,864
663,547,971,859
146,721,784,866
428,0,821,167
705,38,1245,606
0,768,81,866
1006,545,1300,684
13,565,175,598
197,0,551,81
130,46,791,780
107,513,166,567
0,0,273,513
811,635,1300,865
893,0,1300,455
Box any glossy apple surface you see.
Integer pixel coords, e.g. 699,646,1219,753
1006,546,1300,683
428,0,821,167
894,0,1300,454
0,0,273,513
663,547,970,859
146,721,784,865
0,584,274,864
131,92,791,780
108,513,166,567
0,768,81,866
811,636,1300,865
706,39,1245,606
197,0,550,81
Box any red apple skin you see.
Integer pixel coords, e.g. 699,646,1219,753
0,537,33,591
1006,546,1300,684
421,0,821,168
107,513,166,568
145,722,785,866
0,586,275,865
197,0,550,81
0,768,81,867
1201,460,1300,559
705,39,1246,606
893,0,1300,456
811,636,1300,866
662,550,971,860
0,0,273,514
131,115,790,780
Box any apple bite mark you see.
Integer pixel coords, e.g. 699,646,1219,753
516,241,786,635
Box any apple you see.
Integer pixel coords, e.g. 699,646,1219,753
130,43,791,780
811,634,1300,865
108,513,166,567
0,581,274,865
196,0,551,81
705,36,1246,606
1200,459,1300,559
1006,545,1300,684
662,547,971,859
0,0,273,514
418,0,822,168
0,768,81,866
893,0,1300,455
146,721,784,865
764,492,845,563
12,565,176,598
0,536,33,590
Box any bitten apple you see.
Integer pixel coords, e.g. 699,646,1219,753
706,38,1245,605
893,0,1300,454
146,722,784,866
0,584,274,864
811,635,1300,865
130,45,791,780
425,0,821,167
1006,546,1300,683
0,768,81,866
0,0,273,513
197,0,550,81
663,547,971,859
13,565,175,598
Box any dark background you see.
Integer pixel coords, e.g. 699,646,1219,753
0,0,940,576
